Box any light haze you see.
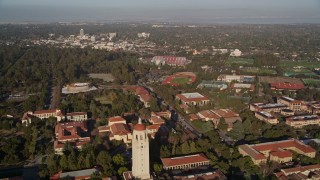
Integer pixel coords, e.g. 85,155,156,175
0,0,319,23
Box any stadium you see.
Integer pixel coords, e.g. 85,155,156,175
162,72,196,86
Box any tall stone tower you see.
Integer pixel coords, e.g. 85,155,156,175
132,119,150,179
80,28,84,37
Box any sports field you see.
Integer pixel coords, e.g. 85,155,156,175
171,77,190,85
302,79,320,86
241,68,276,75
226,57,254,65
280,61,320,68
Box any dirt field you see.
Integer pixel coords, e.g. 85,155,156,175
89,73,115,82
259,76,303,84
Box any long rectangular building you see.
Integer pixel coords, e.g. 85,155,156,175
286,115,320,128
238,139,316,165
250,103,287,112
161,153,210,170
274,164,320,180
255,111,278,124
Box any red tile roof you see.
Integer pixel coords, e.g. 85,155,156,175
34,109,59,114
270,150,292,158
134,123,146,131
139,94,152,102
161,153,209,167
146,124,161,131
66,112,87,116
110,123,131,135
282,164,320,174
252,139,315,154
108,116,126,123
271,83,305,90
150,116,165,124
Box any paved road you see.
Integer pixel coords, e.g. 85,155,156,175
139,82,202,138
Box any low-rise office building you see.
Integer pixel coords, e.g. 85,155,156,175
277,96,303,112
54,121,91,154
286,115,320,128
176,92,210,106
255,111,278,124
250,103,287,113
161,153,210,170
239,139,316,165
274,164,320,180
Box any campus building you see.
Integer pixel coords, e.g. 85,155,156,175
54,121,91,154
161,153,210,170
255,111,279,124
21,109,63,125
65,112,88,121
197,109,241,128
238,139,316,165
250,103,287,113
230,83,255,93
123,86,153,108
286,115,320,128
274,164,320,180
174,170,227,180
277,96,303,112
270,82,305,91
176,93,210,106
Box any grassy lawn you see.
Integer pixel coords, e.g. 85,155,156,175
280,61,320,68
192,120,214,133
284,71,318,77
241,68,277,75
226,57,254,65
172,77,190,84
94,96,112,105
302,79,320,86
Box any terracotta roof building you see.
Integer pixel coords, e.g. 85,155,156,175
123,86,152,108
149,116,165,125
197,109,241,129
174,170,227,180
274,164,320,180
108,116,126,126
161,153,210,170
271,82,305,91
176,93,210,106
22,109,63,125
54,121,91,154
239,139,316,165
151,110,171,120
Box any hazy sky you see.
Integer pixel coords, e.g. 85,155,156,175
1,0,320,23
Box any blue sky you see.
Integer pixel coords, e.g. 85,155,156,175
0,0,319,23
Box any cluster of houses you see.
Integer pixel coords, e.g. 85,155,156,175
250,96,320,128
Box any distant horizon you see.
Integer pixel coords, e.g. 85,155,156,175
1,0,320,24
